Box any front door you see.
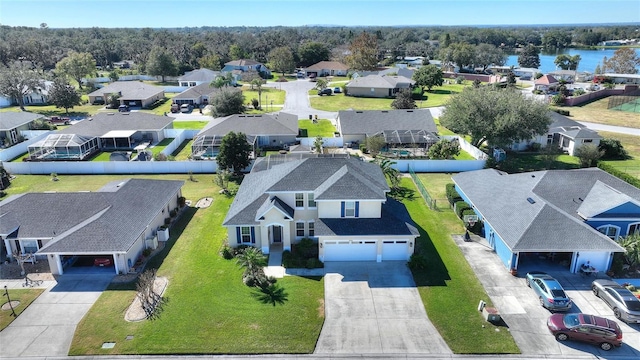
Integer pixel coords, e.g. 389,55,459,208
273,226,282,243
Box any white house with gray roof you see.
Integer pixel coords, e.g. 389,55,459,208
337,109,438,146
345,75,415,98
453,168,634,274
88,81,164,108
0,111,44,148
0,178,184,275
223,155,419,262
178,68,223,87
191,113,298,159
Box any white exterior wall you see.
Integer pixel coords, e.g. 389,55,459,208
317,200,381,218
572,251,611,274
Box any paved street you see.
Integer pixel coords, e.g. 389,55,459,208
265,79,338,122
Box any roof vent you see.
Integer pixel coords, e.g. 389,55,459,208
531,174,535,177
527,197,536,204
381,111,388,113
355,111,363,113
406,110,413,112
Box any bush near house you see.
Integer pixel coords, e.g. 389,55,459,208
282,238,324,269
454,201,471,219
446,183,463,206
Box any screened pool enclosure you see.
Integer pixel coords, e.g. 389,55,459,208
28,134,99,160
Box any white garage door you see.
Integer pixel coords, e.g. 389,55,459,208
381,240,410,261
323,240,377,261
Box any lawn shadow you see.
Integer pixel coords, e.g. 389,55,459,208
146,206,198,270
170,139,191,157
389,185,416,200
410,222,451,287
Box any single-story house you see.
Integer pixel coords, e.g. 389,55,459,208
222,59,271,79
178,68,225,87
508,111,602,156
27,112,174,161
223,155,419,262
305,61,349,78
534,74,560,92
191,112,298,159
548,70,593,83
337,109,438,147
88,81,164,108
172,83,238,106
0,81,53,108
453,168,633,274
0,178,184,275
0,112,44,148
378,67,415,79
602,73,640,85
489,66,538,79
345,75,415,98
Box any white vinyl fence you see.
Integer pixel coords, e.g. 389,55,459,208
0,131,52,162
298,136,344,148
3,160,218,175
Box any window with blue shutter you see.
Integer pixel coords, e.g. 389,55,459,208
250,227,256,243
341,201,345,217
236,227,241,244
355,202,359,218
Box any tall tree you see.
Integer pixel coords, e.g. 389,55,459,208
474,43,506,72
298,42,330,68
210,72,234,88
450,42,476,70
146,47,179,83
47,78,82,114
554,54,582,70
250,78,265,109
428,139,460,160
210,87,244,117
413,64,444,92
55,51,96,89
229,44,246,60
391,88,416,109
604,48,640,74
268,46,295,76
198,53,222,70
217,131,252,175
517,44,540,69
346,32,378,71
0,61,43,111
440,86,551,148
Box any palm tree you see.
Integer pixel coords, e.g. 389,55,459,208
236,247,267,285
252,283,289,306
210,72,234,88
619,234,640,267
250,78,264,109
375,158,401,190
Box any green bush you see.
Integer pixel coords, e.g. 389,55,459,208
408,253,428,270
445,183,462,205
552,108,570,116
454,201,471,219
597,162,640,188
221,244,234,260
359,143,367,153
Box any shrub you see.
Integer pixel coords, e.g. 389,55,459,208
142,248,153,257
455,76,465,84
359,143,367,153
454,201,471,219
297,238,318,258
599,138,630,160
178,196,186,207
598,163,640,188
408,253,428,270
164,217,171,225
550,94,566,106
306,258,323,269
552,108,570,116
221,244,234,260
445,183,463,205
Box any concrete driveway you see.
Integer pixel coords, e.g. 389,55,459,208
0,274,112,357
314,261,451,354
456,234,640,358
265,79,337,122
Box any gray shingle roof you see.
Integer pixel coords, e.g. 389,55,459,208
547,112,601,140
197,113,298,137
225,59,261,66
453,168,630,253
306,61,349,71
0,112,43,130
0,179,184,254
88,81,163,100
346,75,415,89
223,157,388,226
578,181,639,218
256,196,294,220
178,68,221,82
57,112,173,137
338,109,436,136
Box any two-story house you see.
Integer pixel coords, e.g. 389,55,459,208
222,59,271,79
223,155,419,262
453,168,633,274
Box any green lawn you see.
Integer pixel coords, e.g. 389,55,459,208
0,103,105,117
172,121,208,130
493,153,581,173
140,93,176,116
408,175,519,353
298,119,337,137
171,140,193,160
310,83,467,111
150,138,174,156
10,152,30,162
0,289,45,331
90,152,113,162
598,131,640,179
242,87,286,106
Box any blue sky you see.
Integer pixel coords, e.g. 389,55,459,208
0,0,638,28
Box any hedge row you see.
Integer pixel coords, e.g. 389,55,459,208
597,162,640,189
446,183,462,205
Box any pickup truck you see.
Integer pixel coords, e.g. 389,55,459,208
48,116,71,125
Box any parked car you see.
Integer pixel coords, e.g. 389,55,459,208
317,88,332,96
47,116,70,125
118,104,129,112
547,313,622,351
170,103,180,113
93,257,113,267
180,104,192,113
592,279,640,323
333,87,342,93
525,271,572,311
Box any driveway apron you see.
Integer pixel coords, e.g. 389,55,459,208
0,274,112,357
315,261,450,354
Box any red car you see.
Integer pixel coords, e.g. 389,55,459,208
48,116,71,125
93,257,113,267
547,313,622,351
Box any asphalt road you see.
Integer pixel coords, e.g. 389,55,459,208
265,79,338,122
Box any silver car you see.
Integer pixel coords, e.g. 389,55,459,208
526,271,572,311
592,279,640,324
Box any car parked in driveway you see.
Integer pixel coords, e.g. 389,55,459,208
526,271,572,311
592,279,640,323
547,313,622,351
317,88,332,96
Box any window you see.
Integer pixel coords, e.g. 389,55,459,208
345,201,356,217
241,226,252,243
628,223,640,236
308,222,314,237
22,240,38,254
583,139,593,143
598,225,620,240
295,193,304,207
296,222,305,237
308,193,316,208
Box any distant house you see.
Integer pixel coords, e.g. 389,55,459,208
337,109,438,147
87,81,164,108
222,59,271,79
305,61,349,78
548,70,593,83
191,113,298,159
534,74,559,92
178,68,226,87
0,112,44,148
378,67,415,79
172,83,239,107
508,112,602,156
602,73,640,85
27,112,174,161
0,81,53,108
345,75,415,98
453,168,632,274
0,178,184,276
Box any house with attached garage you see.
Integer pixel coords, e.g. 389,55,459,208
0,178,184,276
453,168,634,274
305,61,349,78
177,68,225,87
0,111,45,148
345,74,415,98
172,83,236,107
191,112,298,159
87,81,164,108
222,59,271,79
223,155,419,262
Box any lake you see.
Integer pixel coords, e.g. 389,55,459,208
506,48,640,74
